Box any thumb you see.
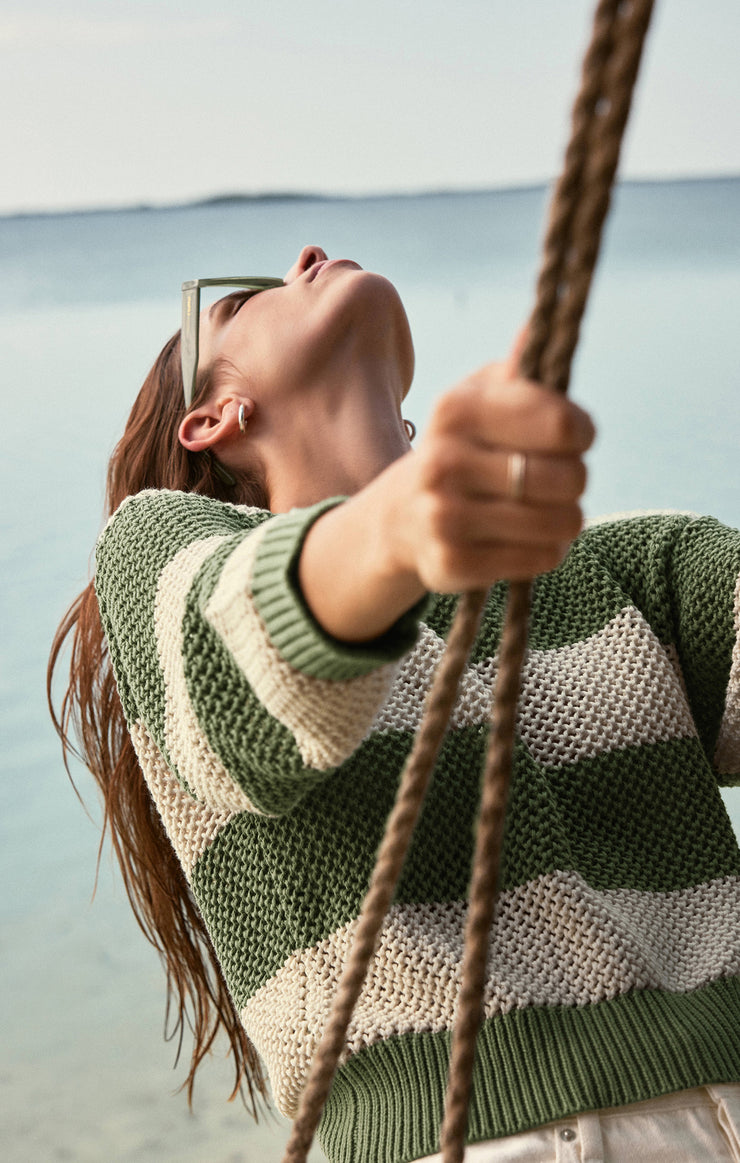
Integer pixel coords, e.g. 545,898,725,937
504,325,530,379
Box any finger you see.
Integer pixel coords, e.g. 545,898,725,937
422,443,587,505
421,540,568,592
437,375,596,454
427,495,583,546
504,325,529,378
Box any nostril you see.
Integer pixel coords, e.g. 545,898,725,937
284,245,327,283
301,245,327,272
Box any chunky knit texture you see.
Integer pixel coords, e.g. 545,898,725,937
95,490,740,1163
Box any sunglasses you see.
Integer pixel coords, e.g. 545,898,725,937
181,277,284,408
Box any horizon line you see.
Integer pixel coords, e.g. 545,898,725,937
3,171,739,223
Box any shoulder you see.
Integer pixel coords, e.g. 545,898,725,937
578,509,739,570
95,489,273,611
97,488,271,563
99,487,270,543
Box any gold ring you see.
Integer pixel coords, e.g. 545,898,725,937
507,451,527,502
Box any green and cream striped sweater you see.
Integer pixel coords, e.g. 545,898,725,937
95,489,740,1163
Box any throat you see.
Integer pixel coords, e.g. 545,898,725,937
266,408,409,512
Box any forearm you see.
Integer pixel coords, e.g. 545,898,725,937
298,453,427,643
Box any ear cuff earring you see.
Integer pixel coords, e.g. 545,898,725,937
238,404,249,434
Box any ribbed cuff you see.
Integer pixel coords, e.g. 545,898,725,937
251,500,427,680
318,978,740,1163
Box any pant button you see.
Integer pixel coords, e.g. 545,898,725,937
559,1127,577,1141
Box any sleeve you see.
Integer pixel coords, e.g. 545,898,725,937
95,489,425,815
581,513,740,785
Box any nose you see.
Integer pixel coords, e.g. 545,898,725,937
283,245,328,284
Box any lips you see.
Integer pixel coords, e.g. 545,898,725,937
307,259,362,282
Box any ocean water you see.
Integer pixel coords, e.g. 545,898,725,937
1,179,739,1162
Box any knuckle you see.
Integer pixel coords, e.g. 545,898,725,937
570,458,588,496
548,542,569,569
423,441,463,491
431,389,464,434
424,542,463,589
544,400,579,448
561,504,583,540
424,493,455,540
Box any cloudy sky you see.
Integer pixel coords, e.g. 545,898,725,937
3,0,739,215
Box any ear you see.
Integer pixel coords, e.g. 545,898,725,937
178,397,254,452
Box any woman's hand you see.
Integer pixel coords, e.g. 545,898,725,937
391,355,595,594
299,352,595,643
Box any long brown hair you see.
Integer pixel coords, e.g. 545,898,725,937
47,330,269,1112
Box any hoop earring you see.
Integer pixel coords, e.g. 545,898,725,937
238,403,249,434
403,418,417,442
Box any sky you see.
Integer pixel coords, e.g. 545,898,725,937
2,0,739,216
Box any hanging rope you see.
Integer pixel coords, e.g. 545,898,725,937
282,593,487,1163
282,2,655,1160
440,2,655,1158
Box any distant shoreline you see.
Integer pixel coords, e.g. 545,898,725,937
2,173,739,224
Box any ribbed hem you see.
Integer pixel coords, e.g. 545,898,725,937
318,978,740,1163
251,500,427,680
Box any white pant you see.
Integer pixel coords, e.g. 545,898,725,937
418,1085,740,1162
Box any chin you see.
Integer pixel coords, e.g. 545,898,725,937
349,270,415,377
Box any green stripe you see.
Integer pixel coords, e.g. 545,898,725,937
96,494,172,736
190,735,415,1000
670,517,740,758
504,737,740,891
577,514,693,646
527,538,635,651
319,977,740,1163
191,810,301,1004
96,489,269,753
191,729,740,1004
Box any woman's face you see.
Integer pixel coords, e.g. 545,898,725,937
197,245,414,403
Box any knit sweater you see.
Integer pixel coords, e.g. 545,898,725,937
95,489,740,1163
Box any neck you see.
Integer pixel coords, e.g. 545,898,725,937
264,369,411,512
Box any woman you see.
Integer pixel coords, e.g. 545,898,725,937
51,245,740,1162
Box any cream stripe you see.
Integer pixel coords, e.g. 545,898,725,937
715,570,740,778
373,607,697,765
372,623,493,735
130,720,237,877
205,523,399,770
154,535,257,813
241,872,740,1116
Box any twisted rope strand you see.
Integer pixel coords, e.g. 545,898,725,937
281,591,487,1163
439,3,655,1159
542,0,657,393
522,0,622,381
439,580,532,1162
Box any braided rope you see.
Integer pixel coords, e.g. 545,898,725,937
437,581,532,1160
538,0,657,394
281,3,655,1160
522,0,623,383
440,3,655,1158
